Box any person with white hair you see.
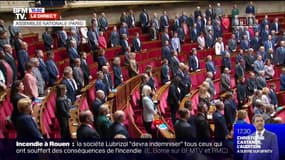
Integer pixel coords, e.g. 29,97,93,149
142,85,157,134
254,55,265,74
214,2,224,18
215,37,224,55
30,57,45,96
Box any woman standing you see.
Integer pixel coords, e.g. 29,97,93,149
10,80,29,125
15,98,43,139
56,84,71,138
142,85,157,134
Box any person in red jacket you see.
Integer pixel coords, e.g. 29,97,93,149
98,31,107,49
221,14,230,32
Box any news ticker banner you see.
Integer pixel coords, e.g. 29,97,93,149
12,7,86,27
0,139,233,160
234,124,285,160
0,123,283,160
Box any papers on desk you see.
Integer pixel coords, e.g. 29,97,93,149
157,123,168,130
207,114,213,120
33,97,45,103
165,81,171,85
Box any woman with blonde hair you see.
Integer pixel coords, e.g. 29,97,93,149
142,85,157,134
235,110,248,124
15,98,43,139
261,87,270,105
128,52,139,78
199,86,211,107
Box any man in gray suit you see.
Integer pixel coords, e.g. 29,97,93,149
30,58,45,97
220,68,232,94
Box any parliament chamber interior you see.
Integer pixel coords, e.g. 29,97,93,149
0,0,284,142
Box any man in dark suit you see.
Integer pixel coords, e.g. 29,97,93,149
57,27,67,47
102,66,112,96
96,104,112,138
235,59,245,81
160,10,169,31
42,27,53,51
3,44,17,81
109,26,120,48
77,110,100,139
213,101,229,139
92,90,105,121
13,32,23,53
246,72,257,96
140,8,150,34
261,24,270,42
46,51,59,86
17,41,29,79
162,40,172,63
241,35,250,51
261,15,270,31
87,27,99,59
119,23,129,37
250,32,261,51
196,16,204,33
95,71,107,96
175,108,196,139
36,50,50,85
270,18,280,34
98,12,108,32
205,30,215,48
109,110,129,138
256,71,267,90
161,59,170,85
228,34,237,52
167,77,181,126
263,35,274,53
188,48,199,72
224,92,237,131
220,68,232,94
80,52,91,85
132,32,142,52
194,6,202,21
206,55,216,77
205,4,214,20
194,102,211,139
213,23,222,40
68,40,80,67
127,10,136,28
191,23,199,42
112,57,123,88
268,83,278,107
275,41,285,66
161,28,170,45
15,98,43,139
61,66,78,103
170,51,180,76
121,34,129,53
245,48,255,71
243,114,279,160
237,77,247,108
245,1,255,15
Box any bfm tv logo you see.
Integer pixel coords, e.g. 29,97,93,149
13,8,60,20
